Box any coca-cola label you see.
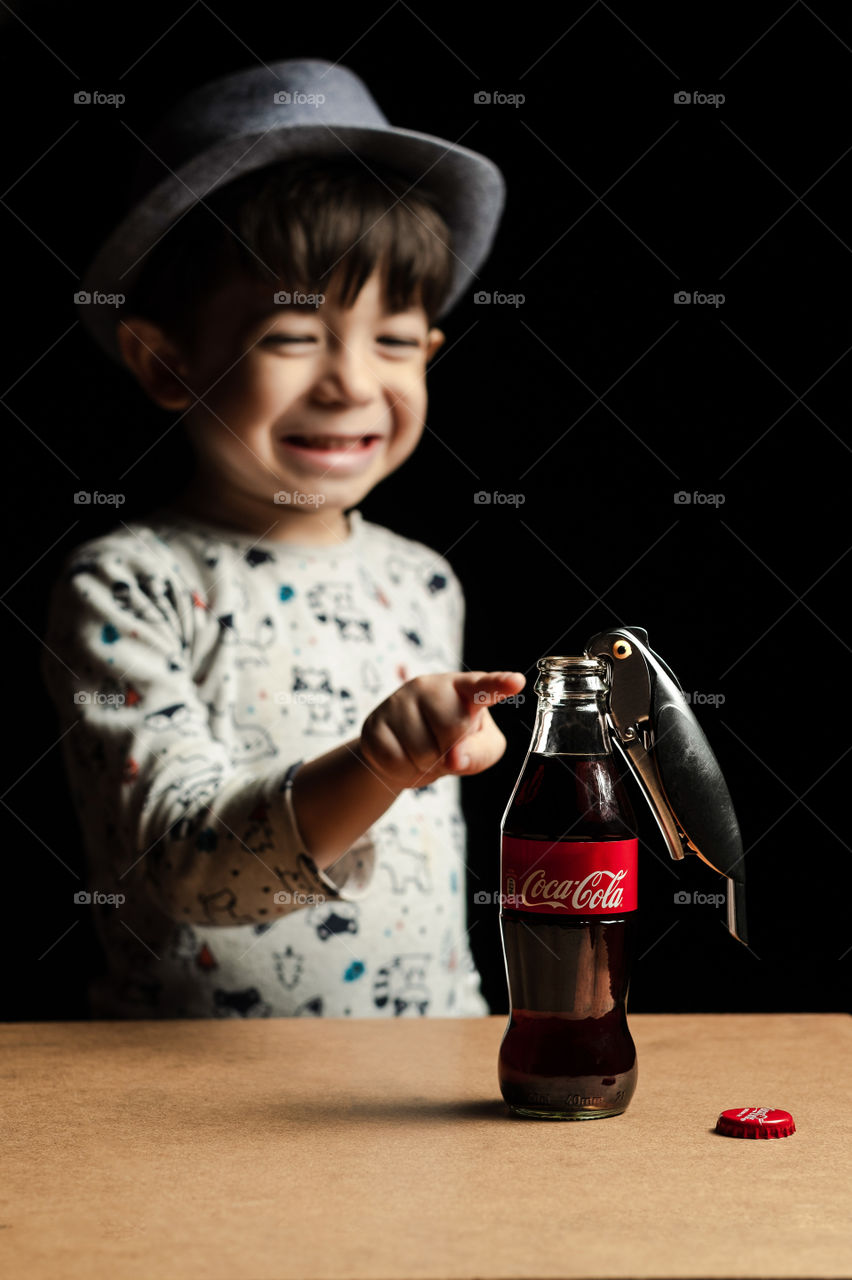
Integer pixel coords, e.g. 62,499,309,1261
501,836,638,915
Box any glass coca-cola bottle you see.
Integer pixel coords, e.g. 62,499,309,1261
498,655,639,1120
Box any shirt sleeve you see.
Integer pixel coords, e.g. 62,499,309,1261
40,538,375,927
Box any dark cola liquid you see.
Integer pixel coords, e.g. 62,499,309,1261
499,751,639,1120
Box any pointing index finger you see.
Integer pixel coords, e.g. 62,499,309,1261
453,671,526,710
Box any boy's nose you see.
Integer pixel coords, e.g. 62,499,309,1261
313,347,381,406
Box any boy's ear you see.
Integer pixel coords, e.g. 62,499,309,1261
425,328,446,363
115,315,194,411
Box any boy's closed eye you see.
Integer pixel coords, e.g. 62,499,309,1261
259,334,423,349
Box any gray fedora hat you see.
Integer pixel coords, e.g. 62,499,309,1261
78,57,506,365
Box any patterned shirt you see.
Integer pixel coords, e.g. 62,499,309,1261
41,505,488,1019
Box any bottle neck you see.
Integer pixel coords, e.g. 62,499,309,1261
531,659,613,756
530,695,613,756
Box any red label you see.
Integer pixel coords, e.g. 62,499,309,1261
501,836,638,915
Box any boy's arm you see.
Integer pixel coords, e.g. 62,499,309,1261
41,541,379,926
289,739,402,869
290,553,469,863
290,663,523,863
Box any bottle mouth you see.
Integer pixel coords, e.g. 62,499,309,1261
537,655,607,677
535,655,609,700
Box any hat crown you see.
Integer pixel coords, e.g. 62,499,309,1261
132,59,388,203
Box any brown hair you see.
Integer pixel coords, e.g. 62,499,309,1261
121,156,454,355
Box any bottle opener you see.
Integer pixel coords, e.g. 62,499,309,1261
584,625,747,945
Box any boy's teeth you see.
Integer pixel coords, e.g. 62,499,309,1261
291,435,372,450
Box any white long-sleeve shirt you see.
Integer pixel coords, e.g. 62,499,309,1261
41,505,488,1019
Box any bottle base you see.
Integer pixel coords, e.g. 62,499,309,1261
508,1103,628,1121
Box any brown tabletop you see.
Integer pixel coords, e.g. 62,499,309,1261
2,1013,850,1279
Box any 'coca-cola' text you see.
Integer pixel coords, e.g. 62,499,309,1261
501,836,638,915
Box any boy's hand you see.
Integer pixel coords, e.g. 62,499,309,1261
359,671,526,792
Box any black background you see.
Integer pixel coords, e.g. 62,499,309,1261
2,0,849,1019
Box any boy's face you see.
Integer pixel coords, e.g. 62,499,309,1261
128,269,445,541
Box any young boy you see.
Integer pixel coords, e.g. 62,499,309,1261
42,58,525,1019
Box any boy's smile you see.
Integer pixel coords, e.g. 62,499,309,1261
276,431,387,477
118,268,445,545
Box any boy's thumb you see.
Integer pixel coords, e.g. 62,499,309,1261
445,714,507,775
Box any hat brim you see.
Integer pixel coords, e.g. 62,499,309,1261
79,123,505,364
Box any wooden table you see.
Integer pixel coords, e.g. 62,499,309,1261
2,1014,850,1279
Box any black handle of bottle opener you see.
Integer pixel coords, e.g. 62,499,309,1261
585,625,748,946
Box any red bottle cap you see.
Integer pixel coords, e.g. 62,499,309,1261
715,1107,796,1139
